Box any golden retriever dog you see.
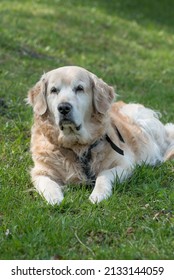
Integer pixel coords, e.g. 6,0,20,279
27,66,174,205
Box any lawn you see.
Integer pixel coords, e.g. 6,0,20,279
0,0,174,260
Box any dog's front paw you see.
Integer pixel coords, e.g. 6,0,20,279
89,188,112,204
34,176,64,205
42,185,64,205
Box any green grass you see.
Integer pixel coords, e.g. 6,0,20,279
0,0,174,260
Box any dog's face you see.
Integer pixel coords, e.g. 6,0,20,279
28,66,114,143
46,67,94,134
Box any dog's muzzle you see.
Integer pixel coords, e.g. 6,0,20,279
58,102,81,131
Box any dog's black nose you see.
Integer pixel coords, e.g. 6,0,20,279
58,102,72,115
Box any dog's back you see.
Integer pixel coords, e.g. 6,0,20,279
110,102,174,165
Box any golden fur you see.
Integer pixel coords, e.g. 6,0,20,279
28,66,174,204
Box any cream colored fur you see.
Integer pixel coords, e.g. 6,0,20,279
27,66,174,205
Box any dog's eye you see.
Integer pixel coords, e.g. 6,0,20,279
75,85,84,93
50,87,59,94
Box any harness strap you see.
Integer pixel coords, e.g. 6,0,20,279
78,139,101,184
105,134,124,156
115,126,125,143
78,126,124,182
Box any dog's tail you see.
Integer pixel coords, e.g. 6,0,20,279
164,123,174,161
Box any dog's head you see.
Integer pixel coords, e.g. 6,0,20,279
28,66,115,144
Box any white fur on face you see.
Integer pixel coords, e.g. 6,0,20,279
46,68,93,136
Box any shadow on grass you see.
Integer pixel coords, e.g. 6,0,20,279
91,0,174,32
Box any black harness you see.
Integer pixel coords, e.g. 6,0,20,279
78,126,125,183
78,140,100,184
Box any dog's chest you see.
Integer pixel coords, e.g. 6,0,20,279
59,147,96,185
59,141,109,185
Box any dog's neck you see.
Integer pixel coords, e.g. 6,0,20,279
58,127,124,185
35,114,124,184
36,113,124,156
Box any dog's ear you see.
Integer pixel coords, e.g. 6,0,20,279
91,73,115,114
27,75,47,115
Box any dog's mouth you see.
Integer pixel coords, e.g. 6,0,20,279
59,119,81,132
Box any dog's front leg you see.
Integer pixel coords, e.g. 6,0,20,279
33,175,64,205
89,166,131,204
